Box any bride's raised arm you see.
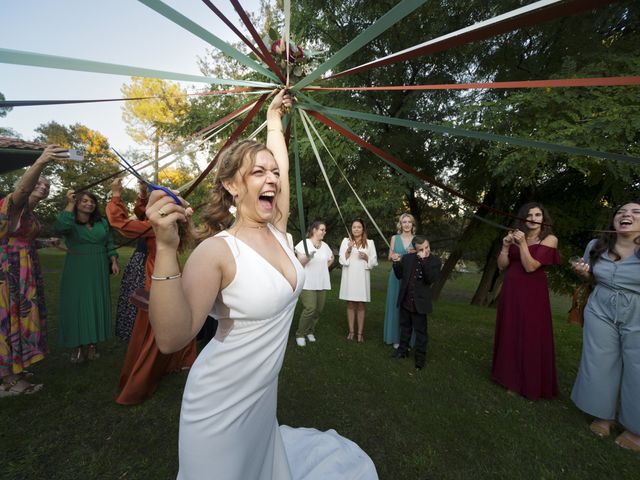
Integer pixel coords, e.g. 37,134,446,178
266,89,292,233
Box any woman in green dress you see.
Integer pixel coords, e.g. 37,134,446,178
55,190,119,362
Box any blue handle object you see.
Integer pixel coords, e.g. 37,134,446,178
147,184,182,205
112,147,182,205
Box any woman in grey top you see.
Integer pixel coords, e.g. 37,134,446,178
571,202,640,452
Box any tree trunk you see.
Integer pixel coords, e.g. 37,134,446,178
153,130,160,184
470,241,503,306
432,212,486,300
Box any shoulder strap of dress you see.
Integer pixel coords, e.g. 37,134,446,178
214,230,240,257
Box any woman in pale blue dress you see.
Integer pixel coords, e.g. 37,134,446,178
383,213,416,347
571,202,640,452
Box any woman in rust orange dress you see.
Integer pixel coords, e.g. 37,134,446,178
106,178,196,405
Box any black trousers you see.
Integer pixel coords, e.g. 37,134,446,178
398,308,428,368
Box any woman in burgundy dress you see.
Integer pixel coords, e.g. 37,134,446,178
492,202,560,400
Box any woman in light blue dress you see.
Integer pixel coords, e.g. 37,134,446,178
571,202,640,452
383,213,416,347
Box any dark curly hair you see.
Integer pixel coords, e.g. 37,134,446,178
589,201,640,264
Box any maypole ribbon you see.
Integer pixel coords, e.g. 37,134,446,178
326,0,618,80
296,92,451,205
305,108,543,225
112,148,183,205
0,48,274,88
182,92,271,198
136,0,279,83
229,0,287,83
0,87,262,109
304,103,640,166
74,98,252,193
292,0,429,91
304,76,640,92
297,109,350,239
299,109,389,246
200,0,274,69
292,112,308,256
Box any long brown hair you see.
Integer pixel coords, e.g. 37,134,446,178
73,191,102,226
589,201,640,264
350,218,368,248
512,202,553,241
194,140,280,243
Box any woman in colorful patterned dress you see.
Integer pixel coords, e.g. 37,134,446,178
55,190,119,363
1,145,65,396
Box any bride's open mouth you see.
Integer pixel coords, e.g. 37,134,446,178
258,191,275,211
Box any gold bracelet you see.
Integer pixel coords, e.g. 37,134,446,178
151,272,182,281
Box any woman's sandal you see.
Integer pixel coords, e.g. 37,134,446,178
357,333,364,344
70,347,85,364
615,431,640,452
590,419,614,438
86,344,100,361
346,331,354,341
1,378,43,396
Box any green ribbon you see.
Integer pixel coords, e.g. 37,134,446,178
0,48,275,88
292,112,308,255
137,0,280,84
300,102,640,165
292,0,429,91
295,93,453,198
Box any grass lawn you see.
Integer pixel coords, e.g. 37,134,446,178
2,249,639,479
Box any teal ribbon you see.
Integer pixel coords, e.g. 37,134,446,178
300,102,640,165
0,48,275,88
137,0,280,83
292,112,308,255
292,0,429,91
295,92,460,197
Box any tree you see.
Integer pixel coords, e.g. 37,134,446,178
32,122,121,235
121,77,190,182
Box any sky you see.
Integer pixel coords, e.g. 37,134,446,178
0,0,264,154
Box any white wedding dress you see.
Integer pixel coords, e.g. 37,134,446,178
177,225,378,480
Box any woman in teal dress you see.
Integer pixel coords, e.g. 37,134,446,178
383,213,416,347
55,190,119,362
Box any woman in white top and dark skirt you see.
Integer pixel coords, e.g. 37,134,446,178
339,219,378,343
294,221,334,347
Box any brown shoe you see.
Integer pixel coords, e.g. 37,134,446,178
590,419,614,438
615,431,640,452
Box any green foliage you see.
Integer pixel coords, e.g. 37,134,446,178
121,77,189,146
32,122,121,235
0,91,11,118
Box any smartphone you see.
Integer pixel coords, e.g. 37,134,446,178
67,148,84,161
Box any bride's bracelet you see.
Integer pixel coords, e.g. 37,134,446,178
151,272,182,281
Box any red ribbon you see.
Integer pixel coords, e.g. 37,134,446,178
304,76,640,92
326,0,618,81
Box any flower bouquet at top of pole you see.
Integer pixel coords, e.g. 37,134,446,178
262,28,322,83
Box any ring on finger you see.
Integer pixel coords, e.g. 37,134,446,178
159,208,168,218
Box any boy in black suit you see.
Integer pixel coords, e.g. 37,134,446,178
391,235,441,370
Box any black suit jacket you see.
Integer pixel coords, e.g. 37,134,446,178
393,253,441,315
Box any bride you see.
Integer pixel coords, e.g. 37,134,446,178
146,90,377,480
